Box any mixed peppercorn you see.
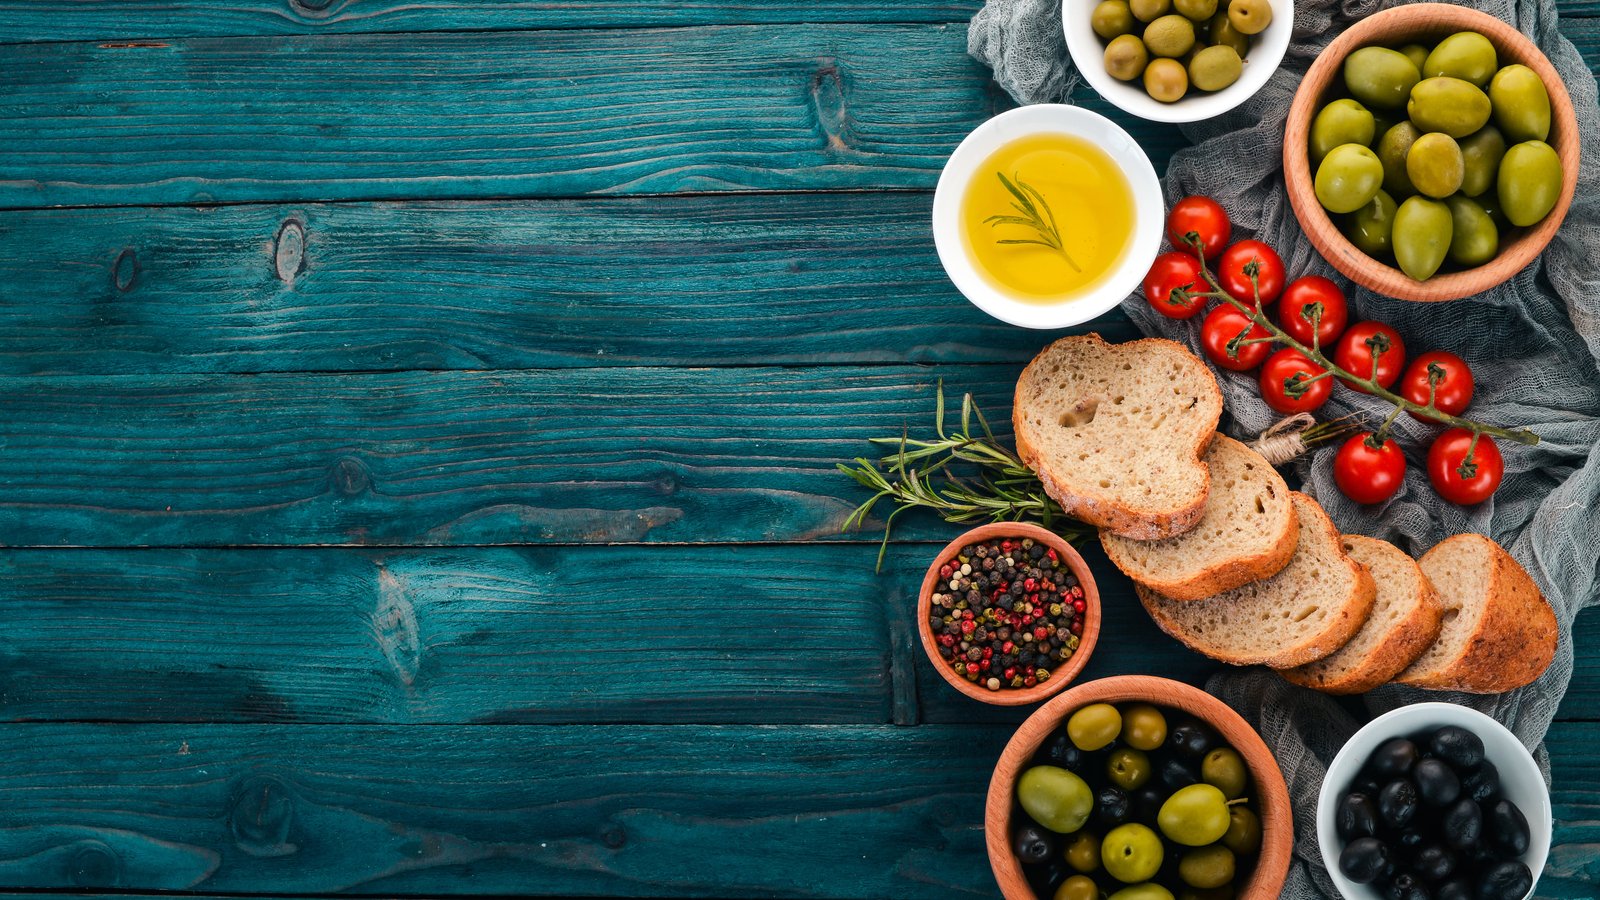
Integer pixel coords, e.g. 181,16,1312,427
929,536,1085,691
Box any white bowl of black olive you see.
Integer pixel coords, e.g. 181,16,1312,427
1317,702,1552,900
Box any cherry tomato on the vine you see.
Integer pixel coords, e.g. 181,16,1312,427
1333,321,1407,393
1167,196,1232,260
1259,348,1332,414
1428,428,1504,505
1277,276,1349,349
1334,433,1407,505
1400,351,1475,419
1200,305,1273,371
1142,251,1207,319
1217,240,1286,307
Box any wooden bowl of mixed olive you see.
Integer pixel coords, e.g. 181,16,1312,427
1284,4,1579,302
986,675,1293,900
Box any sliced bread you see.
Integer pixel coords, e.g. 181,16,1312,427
1394,533,1558,693
1100,434,1298,601
1013,334,1223,541
1137,492,1376,668
1280,535,1444,694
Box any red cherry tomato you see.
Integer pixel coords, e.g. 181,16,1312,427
1428,428,1504,505
1259,348,1332,414
1167,196,1232,260
1333,321,1407,393
1217,240,1285,307
1277,276,1349,349
1400,350,1475,419
1142,251,1207,319
1333,432,1407,505
1200,305,1273,371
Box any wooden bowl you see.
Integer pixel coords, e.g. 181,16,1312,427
1283,3,1580,302
916,522,1100,706
985,676,1294,900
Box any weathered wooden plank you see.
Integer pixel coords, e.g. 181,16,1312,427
0,196,1136,375
0,25,1184,207
1543,720,1600,898
0,542,1207,725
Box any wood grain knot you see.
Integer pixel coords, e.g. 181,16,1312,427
274,219,307,284
68,842,122,887
229,775,298,857
601,824,628,849
289,0,337,13
809,61,856,152
111,248,139,293
375,566,422,686
329,455,371,496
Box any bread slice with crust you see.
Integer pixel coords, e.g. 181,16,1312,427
1013,334,1223,540
1394,533,1557,693
1280,535,1444,694
1101,434,1297,601
1137,492,1376,668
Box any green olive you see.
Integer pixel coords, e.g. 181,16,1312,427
1497,139,1563,226
1424,31,1497,87
1144,14,1196,57
1055,875,1101,900
1189,45,1242,91
1226,0,1270,35
1408,76,1492,138
1477,191,1509,227
1174,0,1217,21
1200,747,1248,800
1067,702,1123,751
1093,0,1139,39
1018,765,1095,833
1310,98,1376,166
1405,131,1465,199
1445,194,1499,267
1377,120,1422,197
1343,46,1421,110
1065,831,1101,873
1490,64,1552,142
1397,42,1431,74
1179,845,1237,890
1105,34,1151,81
1130,0,1171,22
1220,805,1261,856
1144,57,1189,102
1158,784,1231,847
1370,109,1400,144
1393,195,1454,281
1122,704,1168,751
1111,886,1176,900
1458,124,1507,197
1315,143,1384,214
1342,189,1399,257
1206,11,1249,56
1102,822,1165,883
1109,748,1153,790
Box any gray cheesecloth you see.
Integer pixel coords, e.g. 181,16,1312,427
969,0,1600,895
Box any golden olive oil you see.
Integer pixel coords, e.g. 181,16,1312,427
960,132,1136,303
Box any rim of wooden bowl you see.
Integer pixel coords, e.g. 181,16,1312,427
1283,3,1580,302
915,522,1101,707
984,675,1294,900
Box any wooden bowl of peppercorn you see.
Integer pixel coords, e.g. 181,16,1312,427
917,522,1101,706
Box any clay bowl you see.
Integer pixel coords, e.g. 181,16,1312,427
1284,3,1579,302
986,675,1294,899
916,522,1100,706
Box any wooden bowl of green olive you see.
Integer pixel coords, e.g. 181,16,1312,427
1284,3,1579,302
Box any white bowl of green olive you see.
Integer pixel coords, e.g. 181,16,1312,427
1065,0,1292,124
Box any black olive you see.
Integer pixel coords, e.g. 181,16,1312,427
1130,785,1165,824
1012,823,1056,865
1368,737,1421,780
1436,882,1472,900
1386,872,1430,900
1338,792,1381,840
1041,732,1085,770
1355,775,1384,797
1476,860,1533,900
1414,758,1463,807
1414,843,1457,882
1488,798,1531,858
1462,759,1501,803
1379,779,1419,829
1441,797,1483,851
1167,720,1214,758
1429,726,1486,772
1159,756,1200,791
1095,785,1130,827
1340,836,1391,884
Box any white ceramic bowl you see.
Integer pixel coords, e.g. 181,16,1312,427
1318,702,1552,900
1064,0,1293,124
931,104,1163,330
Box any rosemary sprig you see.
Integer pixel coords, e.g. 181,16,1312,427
984,172,1081,272
837,382,1091,571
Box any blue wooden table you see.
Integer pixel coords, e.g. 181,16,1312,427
0,3,1595,898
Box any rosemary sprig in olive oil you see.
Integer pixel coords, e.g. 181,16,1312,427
984,172,1082,272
